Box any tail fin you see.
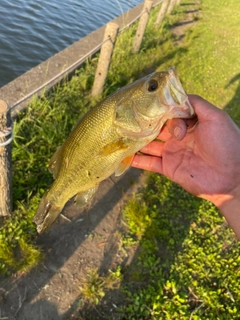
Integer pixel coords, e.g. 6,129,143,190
33,193,63,234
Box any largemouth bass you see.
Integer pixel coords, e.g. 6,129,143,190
33,67,194,233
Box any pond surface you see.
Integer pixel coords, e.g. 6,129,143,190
0,0,142,87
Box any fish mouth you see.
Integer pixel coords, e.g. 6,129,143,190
164,67,195,118
169,98,195,118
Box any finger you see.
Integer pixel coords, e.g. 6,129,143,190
158,125,172,141
139,140,165,157
184,116,199,132
131,154,163,174
188,94,225,121
158,120,186,141
158,110,198,142
166,118,188,141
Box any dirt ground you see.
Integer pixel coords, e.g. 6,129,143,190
0,168,145,320
0,3,199,320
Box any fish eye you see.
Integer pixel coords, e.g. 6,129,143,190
147,79,158,92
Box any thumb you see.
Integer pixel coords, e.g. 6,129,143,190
166,118,188,140
188,94,224,121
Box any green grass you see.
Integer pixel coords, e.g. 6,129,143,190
0,2,179,275
117,0,240,319
1,0,240,318
79,266,123,306
121,175,240,319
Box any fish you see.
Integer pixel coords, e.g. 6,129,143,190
33,67,194,233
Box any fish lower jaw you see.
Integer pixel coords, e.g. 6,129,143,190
167,101,195,119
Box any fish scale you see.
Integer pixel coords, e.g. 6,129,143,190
33,67,194,233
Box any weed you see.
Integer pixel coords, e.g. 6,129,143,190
1,0,240,319
79,269,106,305
79,267,123,305
118,3,240,315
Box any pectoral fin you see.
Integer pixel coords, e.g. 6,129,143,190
97,138,128,157
74,185,99,208
49,146,63,179
115,154,135,177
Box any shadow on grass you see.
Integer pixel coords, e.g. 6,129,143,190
0,168,141,320
62,174,202,319
0,41,194,320
186,9,199,14
223,73,240,126
180,2,196,6
171,20,196,28
0,5,208,317
0,47,195,319
62,78,240,320
3,73,239,320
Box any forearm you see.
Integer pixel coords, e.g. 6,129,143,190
213,191,240,239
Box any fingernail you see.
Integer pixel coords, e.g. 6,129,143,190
174,126,182,138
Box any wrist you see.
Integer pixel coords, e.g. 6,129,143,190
211,186,240,239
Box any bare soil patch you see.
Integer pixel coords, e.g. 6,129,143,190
0,168,145,320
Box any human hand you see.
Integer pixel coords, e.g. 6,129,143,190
132,95,240,236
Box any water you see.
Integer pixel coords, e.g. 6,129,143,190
0,0,142,88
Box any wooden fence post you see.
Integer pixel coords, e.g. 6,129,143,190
133,0,153,53
0,100,12,217
92,22,119,97
155,0,169,25
167,0,177,14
